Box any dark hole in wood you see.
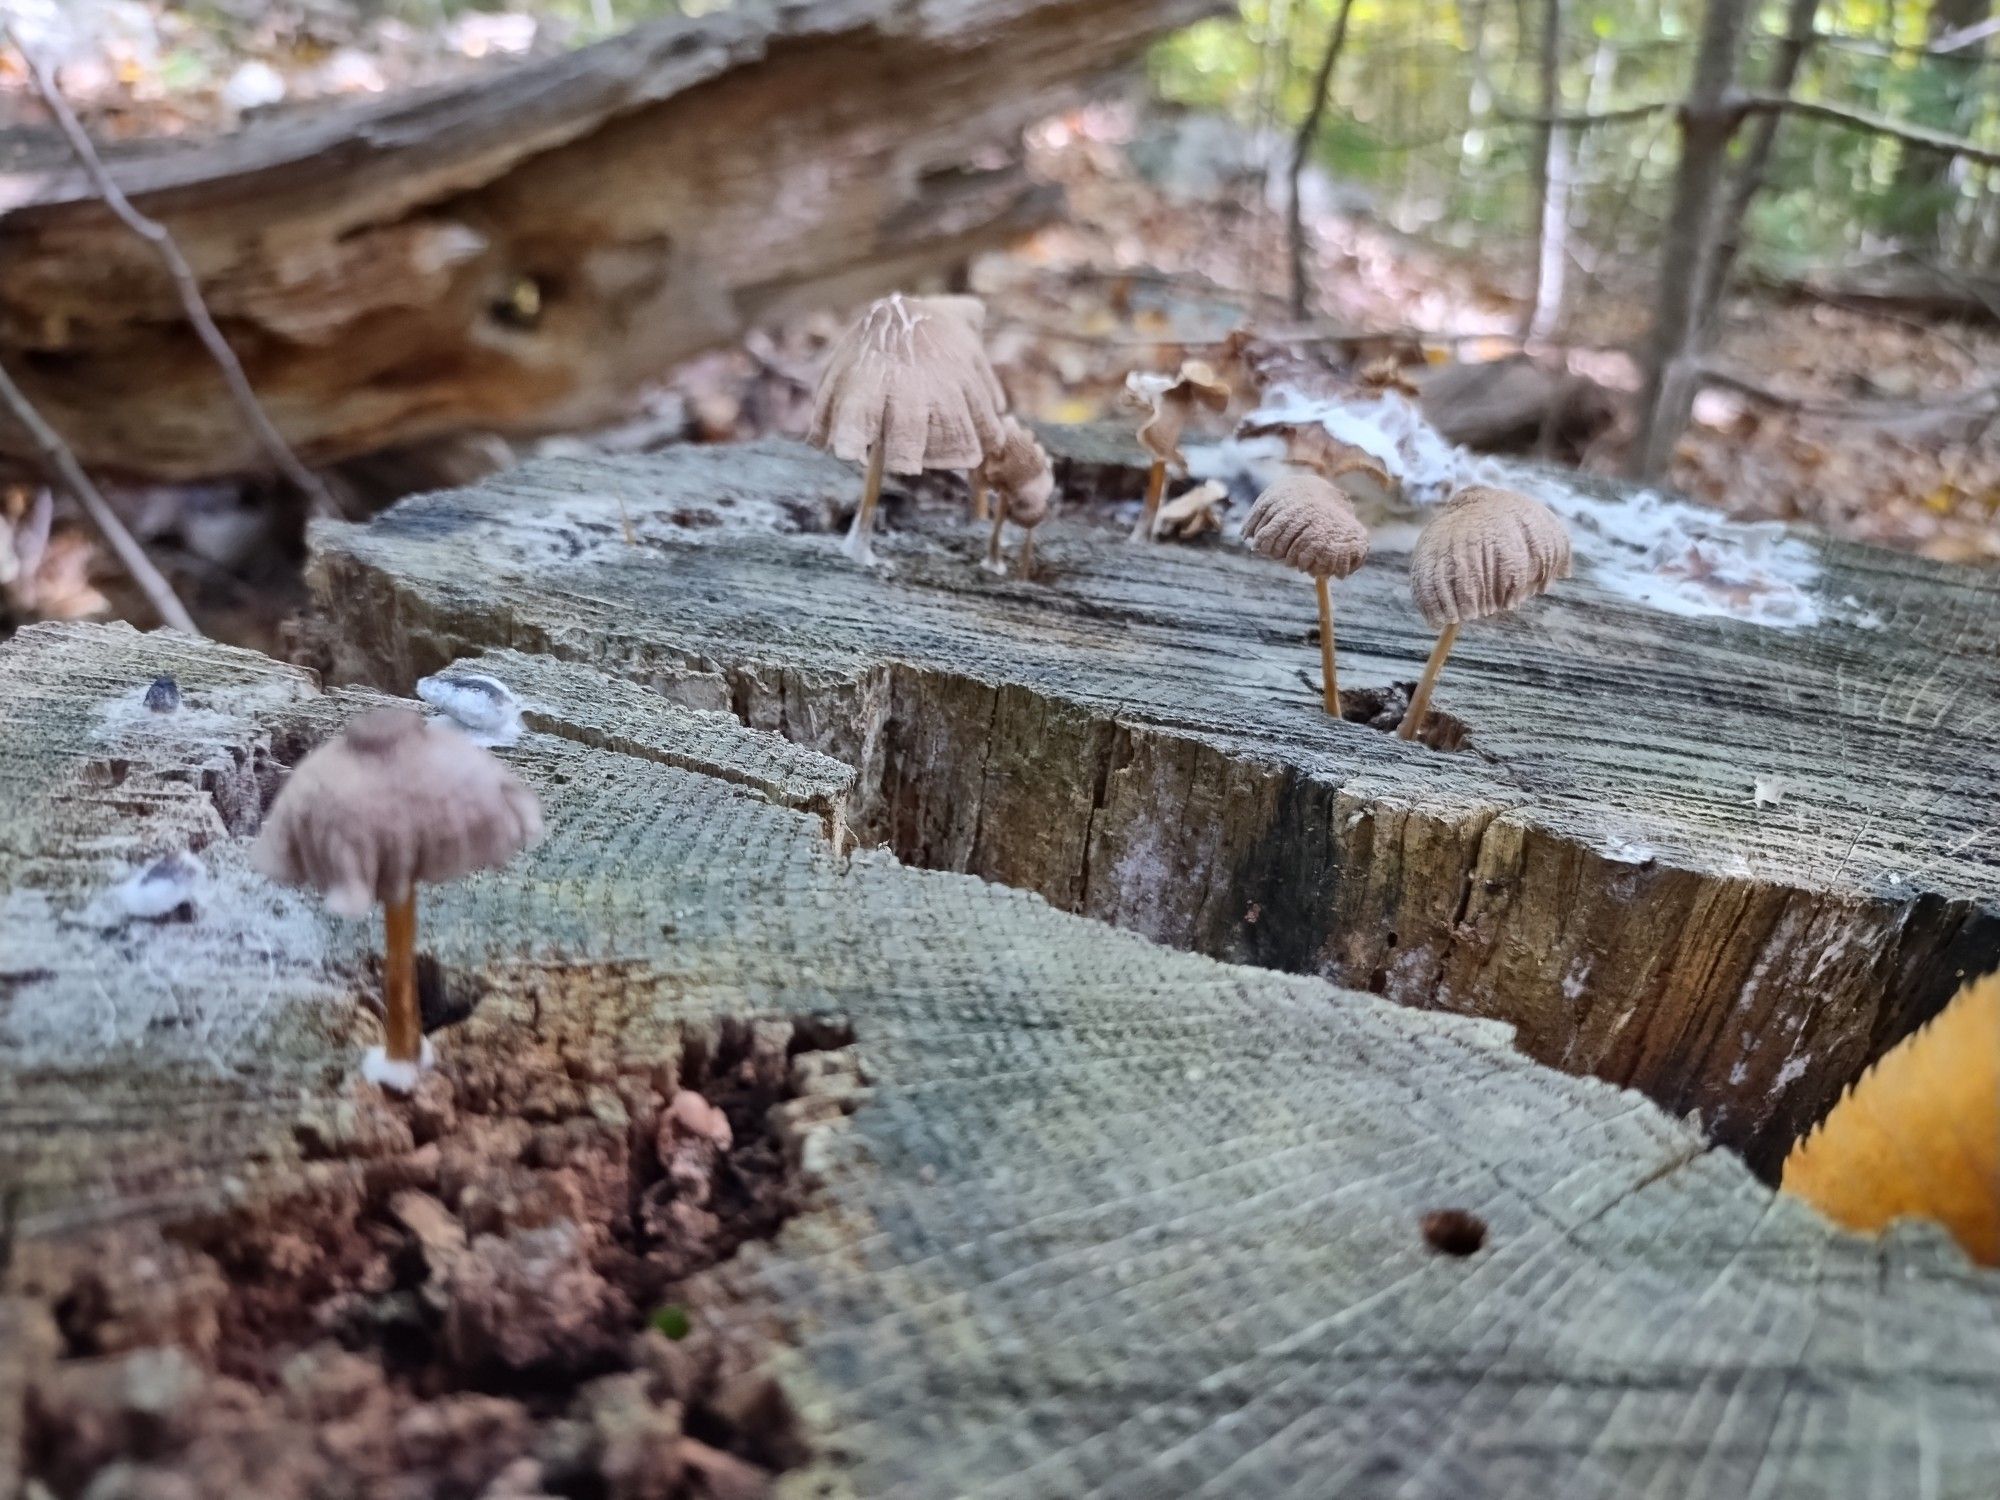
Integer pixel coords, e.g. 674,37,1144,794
1335,681,1471,752
1421,1209,1488,1257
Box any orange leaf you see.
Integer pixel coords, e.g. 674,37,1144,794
1781,970,2000,1265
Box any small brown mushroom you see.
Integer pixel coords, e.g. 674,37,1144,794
808,293,1009,566
250,708,542,1091
1243,471,1370,717
1396,484,1571,742
979,418,1055,578
1126,360,1230,541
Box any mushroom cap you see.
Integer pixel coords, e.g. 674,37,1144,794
807,293,1009,475
1128,360,1232,467
980,417,1055,527
250,708,543,917
1242,472,1370,580
1409,484,1572,628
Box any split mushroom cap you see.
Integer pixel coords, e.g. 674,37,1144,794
1127,360,1231,468
1243,473,1370,580
808,293,1009,475
980,417,1055,526
1410,484,1572,628
251,708,543,918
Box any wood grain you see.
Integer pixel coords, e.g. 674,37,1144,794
3,619,1998,1498
309,437,2000,1168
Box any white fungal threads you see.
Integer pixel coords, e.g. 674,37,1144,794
361,1037,437,1094
1234,388,1831,629
113,850,205,920
417,670,525,748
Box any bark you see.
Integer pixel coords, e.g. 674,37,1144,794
307,433,2000,1174
7,599,2000,1497
1628,0,1754,481
0,0,1219,482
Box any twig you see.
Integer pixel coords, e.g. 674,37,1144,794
1286,0,1359,320
0,356,200,634
1745,93,2000,170
5,24,334,511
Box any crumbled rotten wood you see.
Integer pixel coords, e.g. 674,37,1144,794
6,619,2000,1496
309,437,2000,1170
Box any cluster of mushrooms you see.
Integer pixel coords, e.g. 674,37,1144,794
808,293,1573,743
808,293,1054,574
1246,459,1572,740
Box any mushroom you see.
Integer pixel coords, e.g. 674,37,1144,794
1396,484,1571,742
250,707,543,1091
1242,471,1370,717
808,293,1009,566
1126,360,1230,542
978,417,1055,577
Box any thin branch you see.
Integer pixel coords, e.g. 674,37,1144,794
1496,98,1678,129
1745,93,2000,169
0,357,200,634
1698,361,2000,418
5,24,335,510
1287,0,1360,320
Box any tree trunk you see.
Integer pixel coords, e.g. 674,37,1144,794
8,492,2000,1493
0,0,1219,482
1628,0,1754,482
308,432,2000,1175
1523,0,1569,339
1286,0,1360,320
1700,0,1823,327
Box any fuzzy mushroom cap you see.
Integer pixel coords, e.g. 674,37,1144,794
1128,360,1231,468
250,708,543,917
1242,472,1370,580
1409,485,1572,628
807,294,1009,475
981,418,1055,527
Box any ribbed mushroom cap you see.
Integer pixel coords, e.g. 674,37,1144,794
1409,484,1572,628
1127,360,1231,468
980,417,1055,527
808,293,1009,475
251,708,543,917
1242,472,1370,580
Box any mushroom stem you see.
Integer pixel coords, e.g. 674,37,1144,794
1131,459,1167,542
970,473,989,523
984,501,1008,574
1396,622,1459,742
842,440,889,565
382,888,422,1066
1315,575,1341,719
1017,529,1037,580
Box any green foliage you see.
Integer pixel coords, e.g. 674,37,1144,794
1148,0,2000,275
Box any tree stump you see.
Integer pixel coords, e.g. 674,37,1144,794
5,429,2000,1495
308,436,2000,1171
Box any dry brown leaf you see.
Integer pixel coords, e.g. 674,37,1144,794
1781,969,2000,1266
1152,480,1228,540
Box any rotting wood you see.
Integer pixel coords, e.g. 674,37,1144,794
3,619,1999,1498
307,437,2000,1171
0,0,1219,481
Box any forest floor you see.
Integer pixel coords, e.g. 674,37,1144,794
3,7,1997,648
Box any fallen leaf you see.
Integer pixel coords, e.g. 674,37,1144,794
1781,970,2000,1266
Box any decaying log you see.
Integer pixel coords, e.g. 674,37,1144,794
0,0,1218,481
308,437,2000,1171
1417,355,1616,459
4,618,2000,1498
